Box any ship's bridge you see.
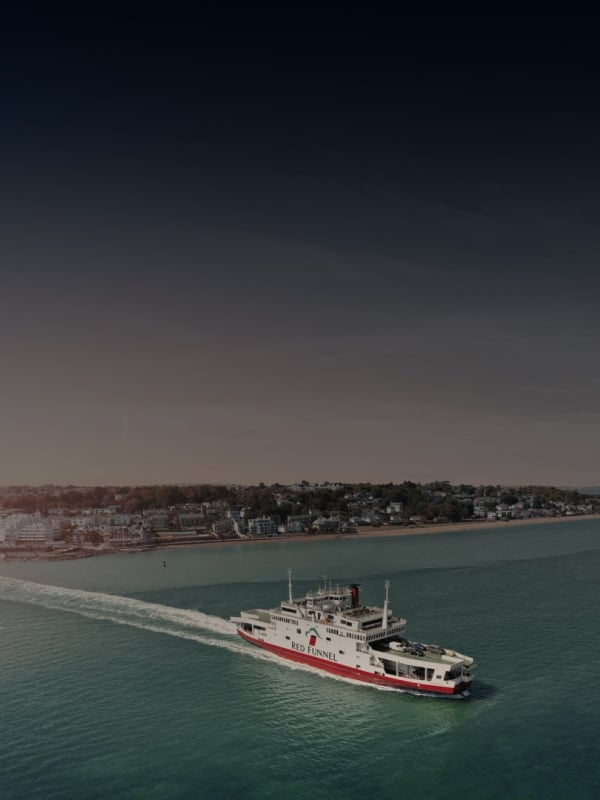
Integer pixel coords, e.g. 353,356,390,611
334,605,406,633
302,586,353,613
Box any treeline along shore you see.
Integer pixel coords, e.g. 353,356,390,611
1,481,599,560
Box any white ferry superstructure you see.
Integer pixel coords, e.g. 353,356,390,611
231,574,474,695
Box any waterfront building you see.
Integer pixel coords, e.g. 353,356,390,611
247,517,278,536
0,512,59,545
178,512,205,530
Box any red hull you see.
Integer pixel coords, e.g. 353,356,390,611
238,630,470,695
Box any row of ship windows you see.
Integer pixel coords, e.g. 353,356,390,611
275,618,369,642
287,630,365,649
326,627,365,641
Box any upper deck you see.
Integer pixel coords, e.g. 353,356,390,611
274,585,408,637
238,580,409,638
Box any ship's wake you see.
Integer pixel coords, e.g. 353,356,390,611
0,577,463,698
0,576,236,636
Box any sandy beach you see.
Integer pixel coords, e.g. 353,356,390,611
163,512,600,549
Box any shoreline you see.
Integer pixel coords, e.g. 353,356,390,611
3,514,600,561
167,512,600,548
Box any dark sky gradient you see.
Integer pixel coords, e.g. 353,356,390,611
1,8,599,485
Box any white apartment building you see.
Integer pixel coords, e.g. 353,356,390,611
0,512,59,545
247,517,277,536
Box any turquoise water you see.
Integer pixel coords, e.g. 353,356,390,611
1,520,600,799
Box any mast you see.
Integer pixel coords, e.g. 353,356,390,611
382,580,390,629
288,568,293,603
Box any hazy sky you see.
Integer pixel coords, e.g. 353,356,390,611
1,9,599,486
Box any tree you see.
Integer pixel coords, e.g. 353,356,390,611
156,486,186,508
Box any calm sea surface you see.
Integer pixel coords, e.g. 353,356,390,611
2,520,600,800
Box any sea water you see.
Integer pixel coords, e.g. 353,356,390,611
1,520,600,800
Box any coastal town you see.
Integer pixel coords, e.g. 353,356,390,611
1,481,598,559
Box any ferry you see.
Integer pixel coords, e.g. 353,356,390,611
232,573,474,695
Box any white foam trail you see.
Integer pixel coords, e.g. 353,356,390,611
0,576,236,636
0,577,460,698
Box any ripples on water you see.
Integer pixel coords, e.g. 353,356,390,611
2,522,600,799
